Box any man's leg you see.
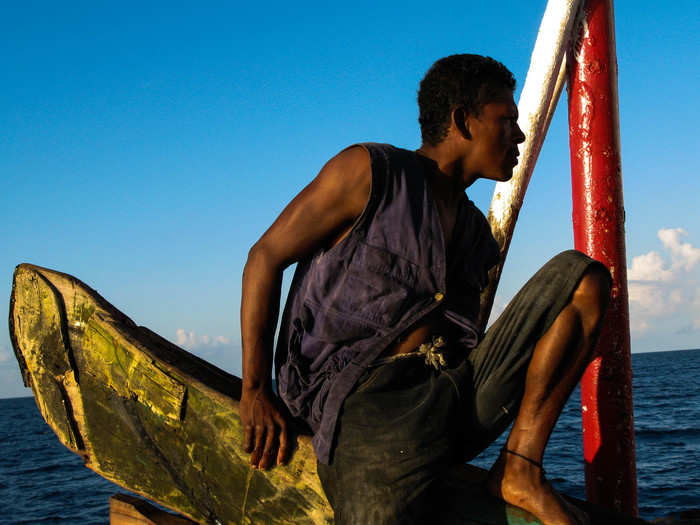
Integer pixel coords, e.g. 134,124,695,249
454,250,611,525
486,265,610,525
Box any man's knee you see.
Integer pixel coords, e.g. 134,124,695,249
572,263,611,329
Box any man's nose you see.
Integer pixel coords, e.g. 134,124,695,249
514,124,526,144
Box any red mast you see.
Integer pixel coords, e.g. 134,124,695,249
568,0,638,515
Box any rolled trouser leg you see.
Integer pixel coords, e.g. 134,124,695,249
459,250,609,459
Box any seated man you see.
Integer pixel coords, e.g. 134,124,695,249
240,54,610,525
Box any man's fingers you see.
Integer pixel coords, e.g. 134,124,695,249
276,430,288,466
259,422,277,470
250,424,265,467
244,398,290,469
242,424,254,453
275,415,289,465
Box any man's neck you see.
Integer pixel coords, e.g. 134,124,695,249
416,143,471,203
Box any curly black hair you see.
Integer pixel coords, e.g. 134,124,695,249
418,54,516,145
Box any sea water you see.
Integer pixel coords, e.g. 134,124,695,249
1,349,699,523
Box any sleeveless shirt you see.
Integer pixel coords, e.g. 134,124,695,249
275,143,500,464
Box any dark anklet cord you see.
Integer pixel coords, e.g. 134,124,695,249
504,448,543,469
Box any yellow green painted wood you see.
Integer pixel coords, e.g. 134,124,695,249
10,263,330,524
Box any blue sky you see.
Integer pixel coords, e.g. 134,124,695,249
2,1,699,398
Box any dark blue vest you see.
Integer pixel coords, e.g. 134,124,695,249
275,143,500,464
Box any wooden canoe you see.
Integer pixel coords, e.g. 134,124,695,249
9,263,649,524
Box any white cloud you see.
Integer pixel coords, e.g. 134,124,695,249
628,229,700,284
628,228,700,336
658,228,700,272
627,251,674,282
176,329,197,348
628,282,677,318
669,289,683,306
175,329,232,350
630,318,650,335
0,345,10,363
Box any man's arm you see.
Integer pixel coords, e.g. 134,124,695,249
240,145,371,469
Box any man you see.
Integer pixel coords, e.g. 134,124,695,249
240,54,610,525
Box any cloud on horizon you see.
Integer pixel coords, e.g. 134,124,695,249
627,228,700,336
173,329,241,376
174,329,231,350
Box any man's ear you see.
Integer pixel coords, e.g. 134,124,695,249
452,107,472,140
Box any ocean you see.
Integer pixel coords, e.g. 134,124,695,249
1,348,699,524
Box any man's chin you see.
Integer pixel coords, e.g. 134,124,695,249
481,168,514,183
497,170,514,182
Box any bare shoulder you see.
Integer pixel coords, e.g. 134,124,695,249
250,145,371,267
324,144,370,172
312,145,371,215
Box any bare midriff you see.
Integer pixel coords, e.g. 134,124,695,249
384,310,444,356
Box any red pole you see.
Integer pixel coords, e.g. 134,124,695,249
567,0,638,515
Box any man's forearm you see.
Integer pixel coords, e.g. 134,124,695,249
240,244,284,392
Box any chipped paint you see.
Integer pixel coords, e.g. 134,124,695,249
489,0,583,230
568,0,637,515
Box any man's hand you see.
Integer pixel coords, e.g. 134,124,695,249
240,387,289,469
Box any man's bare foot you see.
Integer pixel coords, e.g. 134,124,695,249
486,449,589,525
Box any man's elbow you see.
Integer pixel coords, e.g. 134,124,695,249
245,241,285,276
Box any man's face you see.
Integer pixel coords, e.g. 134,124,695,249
465,89,525,183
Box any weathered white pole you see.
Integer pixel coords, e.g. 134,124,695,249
478,0,583,331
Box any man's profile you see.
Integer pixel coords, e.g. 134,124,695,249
240,54,610,525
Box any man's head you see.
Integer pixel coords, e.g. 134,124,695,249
418,54,516,146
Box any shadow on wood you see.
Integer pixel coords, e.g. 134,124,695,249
110,493,197,525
